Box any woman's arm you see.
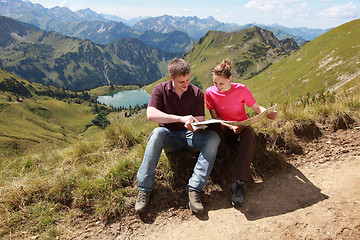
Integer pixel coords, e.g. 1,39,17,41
251,103,278,119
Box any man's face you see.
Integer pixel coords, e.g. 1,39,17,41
170,73,190,94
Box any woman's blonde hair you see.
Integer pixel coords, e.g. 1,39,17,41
212,59,232,79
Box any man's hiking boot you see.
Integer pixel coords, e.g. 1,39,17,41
188,189,204,213
135,190,151,213
231,179,245,207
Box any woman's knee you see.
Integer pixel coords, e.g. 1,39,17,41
241,127,256,142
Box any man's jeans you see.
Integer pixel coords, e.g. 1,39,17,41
137,127,220,192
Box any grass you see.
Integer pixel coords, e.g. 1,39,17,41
0,112,147,238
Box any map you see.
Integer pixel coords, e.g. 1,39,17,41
191,104,277,131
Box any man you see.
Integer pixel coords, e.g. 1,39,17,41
135,59,220,214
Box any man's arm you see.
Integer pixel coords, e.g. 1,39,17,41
147,106,203,131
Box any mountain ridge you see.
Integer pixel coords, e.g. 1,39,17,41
144,26,299,94
0,16,175,90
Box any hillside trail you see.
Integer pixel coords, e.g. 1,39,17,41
66,125,360,240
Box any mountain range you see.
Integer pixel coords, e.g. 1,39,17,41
1,0,330,53
1,14,302,91
246,19,360,104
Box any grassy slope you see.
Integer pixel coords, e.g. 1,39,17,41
0,70,96,154
246,19,360,105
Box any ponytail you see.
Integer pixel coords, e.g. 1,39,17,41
212,59,232,79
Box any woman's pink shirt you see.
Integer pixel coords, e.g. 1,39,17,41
205,83,256,121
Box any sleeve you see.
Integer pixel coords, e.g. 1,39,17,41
148,84,163,110
205,89,214,109
243,86,256,108
193,89,205,116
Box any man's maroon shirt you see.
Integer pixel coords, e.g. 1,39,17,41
148,81,205,130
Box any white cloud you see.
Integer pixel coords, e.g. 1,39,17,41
244,0,310,22
245,1,276,13
59,1,69,8
319,2,359,19
282,8,294,19
209,8,221,13
244,0,307,14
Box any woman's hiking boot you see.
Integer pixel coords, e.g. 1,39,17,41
231,179,245,207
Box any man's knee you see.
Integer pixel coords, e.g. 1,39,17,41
150,127,169,140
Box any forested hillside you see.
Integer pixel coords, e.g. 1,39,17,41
0,16,175,90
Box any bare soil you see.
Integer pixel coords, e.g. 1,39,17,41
65,125,360,240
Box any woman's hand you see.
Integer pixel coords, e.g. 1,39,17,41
231,125,243,134
266,111,278,120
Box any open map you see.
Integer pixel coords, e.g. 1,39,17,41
191,104,277,131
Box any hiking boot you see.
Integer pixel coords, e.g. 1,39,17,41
135,190,151,213
231,179,245,207
188,189,204,213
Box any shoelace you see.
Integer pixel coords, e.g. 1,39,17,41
137,192,147,203
193,191,201,203
192,191,202,203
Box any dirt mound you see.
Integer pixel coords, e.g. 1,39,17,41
293,120,322,139
331,113,356,131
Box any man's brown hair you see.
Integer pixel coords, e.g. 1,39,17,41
168,59,190,79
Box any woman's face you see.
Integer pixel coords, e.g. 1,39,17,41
212,74,232,92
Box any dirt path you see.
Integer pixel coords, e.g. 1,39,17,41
66,127,360,240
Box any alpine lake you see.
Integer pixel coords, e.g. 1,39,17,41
97,89,151,109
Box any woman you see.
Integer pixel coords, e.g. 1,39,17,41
205,59,277,207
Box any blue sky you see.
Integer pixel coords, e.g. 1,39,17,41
29,0,360,29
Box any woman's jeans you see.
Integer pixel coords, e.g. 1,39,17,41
208,124,256,182
137,127,220,192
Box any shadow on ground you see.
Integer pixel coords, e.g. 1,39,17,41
204,163,329,221
138,136,328,222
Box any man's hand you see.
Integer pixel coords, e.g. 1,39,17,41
181,115,199,132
